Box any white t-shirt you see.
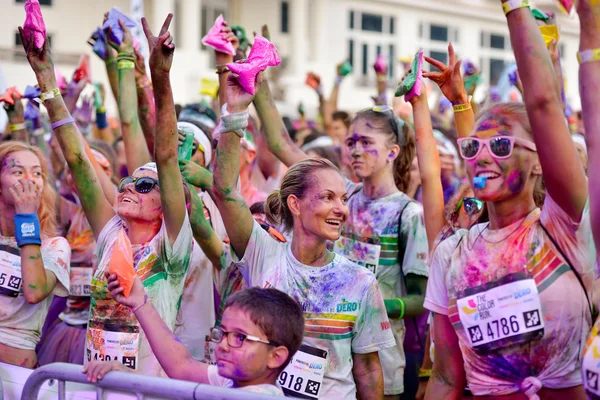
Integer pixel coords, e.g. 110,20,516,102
174,191,228,360
425,195,595,396
86,214,193,377
333,188,429,394
234,221,396,399
0,236,71,350
207,365,285,396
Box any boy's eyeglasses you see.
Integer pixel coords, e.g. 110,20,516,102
455,197,484,217
457,136,537,160
210,327,278,348
118,176,160,194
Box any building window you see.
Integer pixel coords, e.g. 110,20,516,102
430,25,448,42
349,10,354,30
348,39,354,67
362,13,383,33
16,0,51,4
390,16,395,34
362,43,369,76
281,1,289,33
201,6,208,48
490,34,505,49
376,45,382,56
388,44,395,78
429,50,448,70
489,58,506,86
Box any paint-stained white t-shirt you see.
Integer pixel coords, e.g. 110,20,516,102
0,236,71,350
234,221,396,399
425,195,595,396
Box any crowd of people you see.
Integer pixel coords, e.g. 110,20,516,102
1,0,600,399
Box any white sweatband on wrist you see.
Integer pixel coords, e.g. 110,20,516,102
214,104,248,139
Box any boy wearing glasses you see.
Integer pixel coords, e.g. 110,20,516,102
83,284,303,396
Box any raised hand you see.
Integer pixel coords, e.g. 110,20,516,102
422,43,467,104
226,72,256,113
17,27,56,89
215,20,239,66
133,47,147,79
107,19,134,54
141,14,174,74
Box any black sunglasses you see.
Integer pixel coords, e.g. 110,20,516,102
118,176,160,194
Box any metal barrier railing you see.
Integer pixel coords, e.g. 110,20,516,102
21,363,280,400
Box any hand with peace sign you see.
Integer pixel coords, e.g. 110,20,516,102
422,43,467,105
141,13,174,74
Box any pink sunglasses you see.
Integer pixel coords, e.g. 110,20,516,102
457,136,537,160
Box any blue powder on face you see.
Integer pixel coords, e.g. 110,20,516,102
473,177,487,189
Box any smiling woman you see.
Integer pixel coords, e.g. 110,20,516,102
18,11,193,377
212,72,396,399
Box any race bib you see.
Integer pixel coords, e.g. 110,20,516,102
0,245,22,298
457,273,544,352
204,334,217,365
333,237,381,274
583,322,600,400
279,344,328,399
69,265,93,297
86,326,140,370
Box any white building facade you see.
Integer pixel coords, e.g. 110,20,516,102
0,0,582,118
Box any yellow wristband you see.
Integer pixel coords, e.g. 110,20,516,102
419,368,432,378
577,49,600,64
117,60,135,70
9,123,26,132
453,103,472,112
40,87,61,102
502,0,530,15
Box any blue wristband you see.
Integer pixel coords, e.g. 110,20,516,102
96,111,108,129
14,213,41,247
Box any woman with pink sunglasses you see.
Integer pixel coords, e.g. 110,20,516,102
422,1,594,399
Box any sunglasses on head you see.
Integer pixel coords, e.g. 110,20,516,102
455,197,484,217
118,176,160,194
364,105,404,144
457,136,537,160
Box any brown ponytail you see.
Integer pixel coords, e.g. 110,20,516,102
265,158,340,233
393,120,416,193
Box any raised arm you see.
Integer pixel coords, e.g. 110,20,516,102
179,158,213,190
142,14,187,246
92,83,115,144
577,0,600,248
405,77,446,249
109,20,152,172
253,75,309,167
503,0,587,219
187,183,223,266
134,48,156,155
19,28,115,238
4,94,28,143
212,75,257,258
106,274,210,383
215,20,239,110
424,43,474,140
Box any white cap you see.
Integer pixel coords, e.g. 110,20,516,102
134,162,158,175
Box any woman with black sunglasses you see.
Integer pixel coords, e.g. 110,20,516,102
20,14,192,377
422,2,593,399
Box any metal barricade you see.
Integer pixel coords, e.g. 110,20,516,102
21,363,279,400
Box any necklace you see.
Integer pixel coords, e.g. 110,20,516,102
467,208,537,250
